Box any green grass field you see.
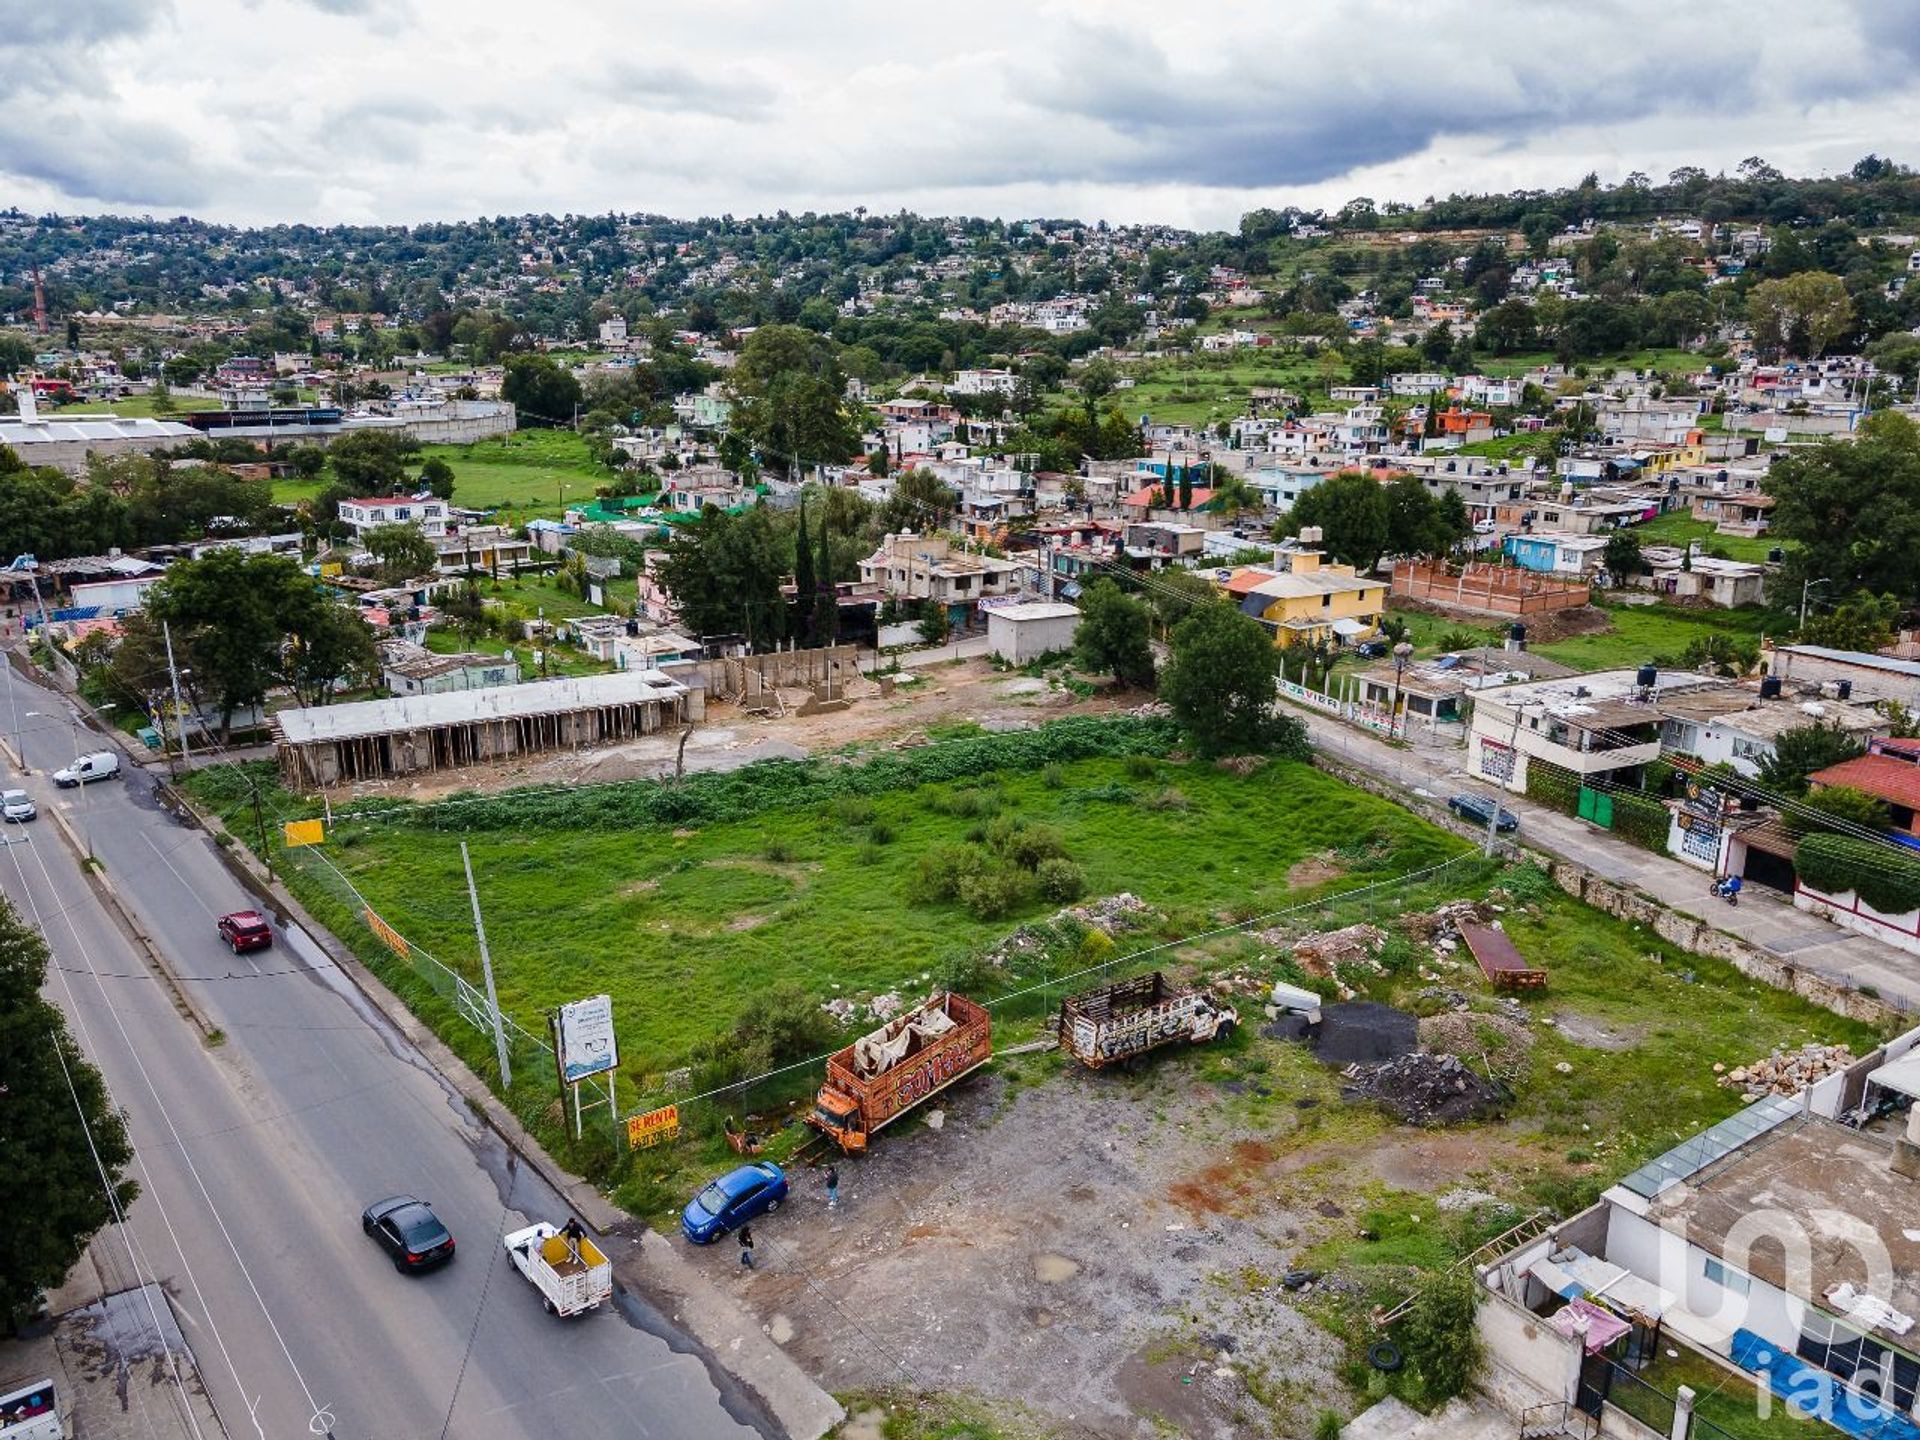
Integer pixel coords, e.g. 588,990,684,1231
273,755,1466,1070
271,429,608,522
1531,599,1781,671
1117,352,1331,427
1630,509,1785,564
1473,348,1708,380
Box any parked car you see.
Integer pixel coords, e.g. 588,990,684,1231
1,789,35,823
1448,793,1519,832
361,1195,456,1272
681,1162,789,1244
1352,640,1389,658
216,910,273,953
53,751,120,788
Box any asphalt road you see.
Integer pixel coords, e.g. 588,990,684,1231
6,673,779,1440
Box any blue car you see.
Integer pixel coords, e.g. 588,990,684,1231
681,1161,789,1244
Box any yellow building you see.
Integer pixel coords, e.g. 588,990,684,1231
1222,551,1386,648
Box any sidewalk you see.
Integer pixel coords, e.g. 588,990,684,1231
0,1279,226,1440
1294,705,1920,1012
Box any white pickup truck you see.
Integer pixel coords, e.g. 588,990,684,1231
503,1221,613,1317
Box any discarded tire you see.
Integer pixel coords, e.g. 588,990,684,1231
1367,1340,1404,1373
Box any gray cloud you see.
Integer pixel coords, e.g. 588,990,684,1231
597,58,778,119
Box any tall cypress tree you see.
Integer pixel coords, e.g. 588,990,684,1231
812,503,838,646
791,494,816,644
1178,462,1193,511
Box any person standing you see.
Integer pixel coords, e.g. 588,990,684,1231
824,1164,840,1210
737,1224,755,1271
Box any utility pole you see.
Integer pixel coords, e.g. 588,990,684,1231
162,620,190,779
1485,698,1527,858
249,781,271,878
3,647,23,776
461,842,512,1088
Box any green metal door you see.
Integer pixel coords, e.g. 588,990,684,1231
1576,786,1613,828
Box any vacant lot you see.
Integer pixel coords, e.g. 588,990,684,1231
1530,598,1779,671
1630,509,1786,565
703,867,1877,1438
272,428,609,521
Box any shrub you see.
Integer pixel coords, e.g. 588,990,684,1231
1035,857,1087,903
856,841,885,867
1142,786,1190,812
905,843,992,904
1000,823,1067,870
868,820,896,846
1125,754,1161,781
1041,763,1066,789
831,795,876,826
1315,1413,1343,1440
1399,1268,1482,1404
958,865,1034,920
1798,832,1920,914
762,838,799,863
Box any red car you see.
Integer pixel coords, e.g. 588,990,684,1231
217,911,273,953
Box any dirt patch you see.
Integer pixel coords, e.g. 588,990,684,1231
727,913,771,931
715,1070,1346,1439
1286,853,1347,888
1364,1131,1531,1194
1549,1012,1647,1051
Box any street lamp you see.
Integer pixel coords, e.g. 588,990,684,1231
30,704,110,861
1389,641,1414,741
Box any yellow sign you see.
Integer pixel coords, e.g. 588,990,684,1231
282,818,325,848
363,907,410,959
626,1105,680,1150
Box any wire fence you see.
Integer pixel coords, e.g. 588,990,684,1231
285,833,1502,1142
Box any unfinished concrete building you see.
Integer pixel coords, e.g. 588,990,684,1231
274,670,690,788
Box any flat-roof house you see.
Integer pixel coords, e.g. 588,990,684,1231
1466,668,1723,794
337,496,447,539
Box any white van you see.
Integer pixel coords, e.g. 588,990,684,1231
53,751,122,788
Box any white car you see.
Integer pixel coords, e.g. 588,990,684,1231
1,789,35,823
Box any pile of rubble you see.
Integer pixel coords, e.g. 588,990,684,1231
1290,924,1388,978
1718,1043,1856,1100
1419,1011,1534,1083
1066,892,1157,935
820,991,906,1025
1346,1052,1508,1126
1399,899,1492,944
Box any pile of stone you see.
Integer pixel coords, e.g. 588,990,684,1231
1066,892,1157,934
1419,1011,1535,1082
1347,1053,1508,1126
1291,923,1388,978
1718,1043,1856,1100
1399,899,1492,944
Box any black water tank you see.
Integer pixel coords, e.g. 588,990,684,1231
1509,623,1527,645
1837,679,1853,700
1768,547,1785,563
1760,676,1783,699
1636,665,1658,689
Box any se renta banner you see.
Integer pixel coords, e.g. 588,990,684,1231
557,994,618,1084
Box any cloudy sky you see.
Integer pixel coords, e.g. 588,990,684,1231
5,0,1917,231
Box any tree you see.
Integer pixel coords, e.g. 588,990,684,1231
1755,721,1867,797
1160,601,1282,755
0,893,137,1330
1400,1269,1482,1403
1603,529,1645,581
1207,472,1261,521
1765,414,1920,606
1801,591,1900,652
1747,272,1853,359
284,444,327,480
791,495,817,641
281,588,380,706
1290,471,1390,569
1786,785,1891,838
726,324,859,478
325,430,420,495
916,604,950,645
652,504,789,648
501,354,584,425
1382,474,1466,560
1072,580,1153,686
362,523,437,583
1475,300,1539,355
417,455,455,500
811,504,838,647
878,467,958,535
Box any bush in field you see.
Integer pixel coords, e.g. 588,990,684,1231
999,823,1067,870
957,865,1034,920
906,844,992,904
1034,857,1087,903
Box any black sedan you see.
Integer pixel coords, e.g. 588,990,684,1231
361,1195,456,1273
1448,793,1519,833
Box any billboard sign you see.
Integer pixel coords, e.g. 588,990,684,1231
556,994,618,1084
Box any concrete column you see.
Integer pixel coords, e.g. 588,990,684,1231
1671,1384,1695,1440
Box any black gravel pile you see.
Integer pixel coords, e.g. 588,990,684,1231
1313,1002,1417,1065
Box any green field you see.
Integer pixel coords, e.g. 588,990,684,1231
1630,509,1785,564
272,429,608,522
1473,348,1708,380
1532,599,1782,671
1118,352,1331,427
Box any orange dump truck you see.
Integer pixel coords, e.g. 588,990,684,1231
806,993,992,1153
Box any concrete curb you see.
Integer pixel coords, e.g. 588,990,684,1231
173,792,844,1440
